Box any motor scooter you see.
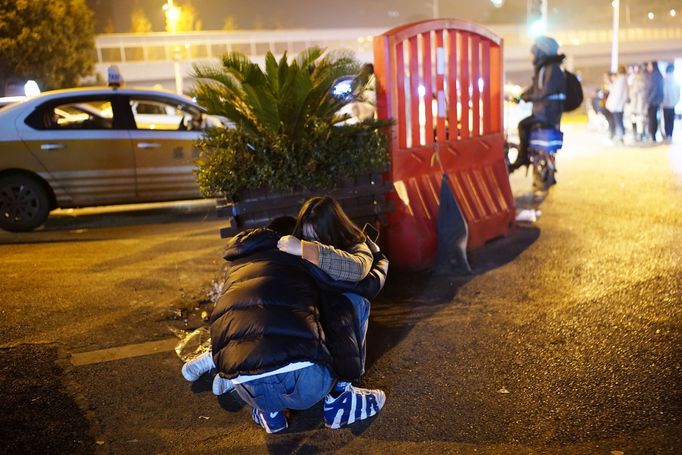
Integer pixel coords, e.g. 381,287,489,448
503,95,564,191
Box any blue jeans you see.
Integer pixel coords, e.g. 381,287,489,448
663,107,675,139
343,292,370,376
234,363,334,413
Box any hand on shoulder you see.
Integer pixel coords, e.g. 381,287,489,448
277,235,302,256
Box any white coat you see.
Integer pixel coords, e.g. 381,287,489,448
605,74,628,113
628,73,647,116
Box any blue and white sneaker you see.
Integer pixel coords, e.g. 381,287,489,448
251,408,288,434
323,384,386,429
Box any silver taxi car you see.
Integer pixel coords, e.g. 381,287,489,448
0,87,222,232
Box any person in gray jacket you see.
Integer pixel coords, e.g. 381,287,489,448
605,65,628,143
662,63,680,142
511,36,567,171
645,61,664,142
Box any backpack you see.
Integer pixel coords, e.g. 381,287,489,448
563,70,584,112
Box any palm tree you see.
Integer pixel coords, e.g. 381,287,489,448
191,47,388,197
192,47,373,144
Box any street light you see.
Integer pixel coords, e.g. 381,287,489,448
163,0,183,95
647,11,654,20
527,0,547,37
611,0,619,74
671,9,677,17
163,0,181,34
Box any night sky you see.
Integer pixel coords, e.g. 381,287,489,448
85,0,672,34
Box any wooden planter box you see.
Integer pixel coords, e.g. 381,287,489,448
216,171,392,238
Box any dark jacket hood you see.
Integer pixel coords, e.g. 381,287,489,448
223,228,280,261
534,53,566,69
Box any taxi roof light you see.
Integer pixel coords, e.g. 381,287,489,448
108,65,125,88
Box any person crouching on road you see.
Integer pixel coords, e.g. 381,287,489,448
180,212,388,433
276,196,386,428
511,36,567,172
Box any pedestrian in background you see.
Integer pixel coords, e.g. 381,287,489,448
605,65,628,143
645,61,664,142
628,64,647,142
662,63,680,142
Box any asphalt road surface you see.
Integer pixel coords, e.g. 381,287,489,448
1,124,680,454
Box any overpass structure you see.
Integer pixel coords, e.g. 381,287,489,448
93,24,682,92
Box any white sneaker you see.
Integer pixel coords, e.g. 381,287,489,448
181,351,215,382
212,375,235,395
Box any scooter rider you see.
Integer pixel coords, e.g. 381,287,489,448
511,36,567,172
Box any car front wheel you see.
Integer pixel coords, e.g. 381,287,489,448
0,175,51,232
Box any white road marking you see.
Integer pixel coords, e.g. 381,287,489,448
70,337,178,366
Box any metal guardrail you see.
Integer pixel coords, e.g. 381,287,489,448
495,26,682,48
94,26,682,65
95,28,383,64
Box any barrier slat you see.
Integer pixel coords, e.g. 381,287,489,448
490,43,503,133
473,168,496,217
447,30,458,141
409,36,420,147
449,172,475,221
396,41,407,149
471,35,480,137
481,40,491,135
435,30,447,143
459,32,470,139
422,31,434,146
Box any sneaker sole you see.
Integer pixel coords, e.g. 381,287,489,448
252,411,288,434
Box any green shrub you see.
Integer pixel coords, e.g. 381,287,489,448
192,47,391,197
195,120,389,196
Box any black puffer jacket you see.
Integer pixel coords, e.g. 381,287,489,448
306,252,389,381
210,228,332,378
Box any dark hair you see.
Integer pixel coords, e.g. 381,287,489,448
293,196,365,249
267,216,296,236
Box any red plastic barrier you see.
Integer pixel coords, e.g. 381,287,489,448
373,19,515,270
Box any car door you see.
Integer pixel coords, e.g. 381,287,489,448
18,94,136,206
124,96,203,202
